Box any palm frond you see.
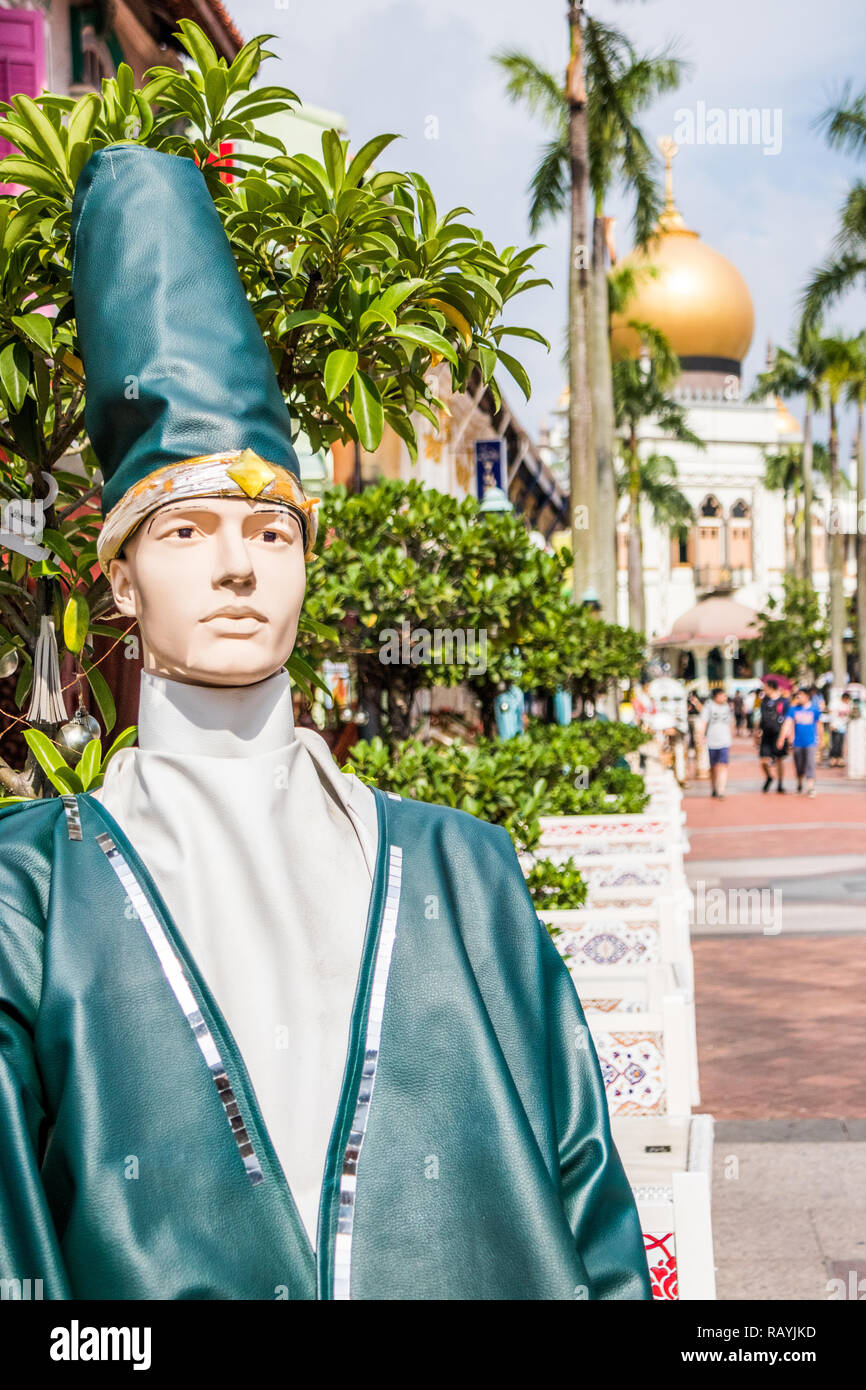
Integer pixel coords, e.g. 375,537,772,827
528,137,569,233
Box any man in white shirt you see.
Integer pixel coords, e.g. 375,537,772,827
700,688,733,799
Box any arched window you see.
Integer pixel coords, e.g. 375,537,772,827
728,498,752,571
695,495,724,575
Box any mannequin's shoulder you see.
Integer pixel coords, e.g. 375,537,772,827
0,796,66,946
374,789,516,860
0,792,67,847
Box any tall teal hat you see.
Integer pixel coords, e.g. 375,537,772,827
70,144,318,574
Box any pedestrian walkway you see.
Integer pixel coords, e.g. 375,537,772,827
683,734,866,1300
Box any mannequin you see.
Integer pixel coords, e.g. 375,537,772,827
0,145,650,1300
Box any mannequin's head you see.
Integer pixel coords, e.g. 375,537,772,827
108,495,306,687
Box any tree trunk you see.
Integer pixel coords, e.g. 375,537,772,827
828,399,846,687
591,214,616,619
566,3,595,603
857,401,866,684
802,402,814,584
626,435,645,632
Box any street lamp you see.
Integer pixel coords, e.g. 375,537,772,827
478,483,513,514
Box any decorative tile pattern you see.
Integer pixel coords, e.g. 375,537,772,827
580,996,643,1014
559,919,660,967
644,1231,678,1300
594,1029,666,1116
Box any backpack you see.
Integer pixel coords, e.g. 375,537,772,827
760,696,785,736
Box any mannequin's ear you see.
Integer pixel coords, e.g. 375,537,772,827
108,552,138,619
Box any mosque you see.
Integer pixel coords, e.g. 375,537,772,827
542,139,852,689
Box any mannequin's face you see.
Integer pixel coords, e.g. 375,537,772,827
108,496,306,686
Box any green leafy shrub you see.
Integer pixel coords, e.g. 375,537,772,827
525,857,588,911
344,718,650,853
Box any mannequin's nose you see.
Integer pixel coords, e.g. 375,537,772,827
212,522,255,583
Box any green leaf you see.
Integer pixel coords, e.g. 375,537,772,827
390,324,458,366
47,763,83,794
9,95,69,176
177,19,219,75
0,157,66,197
77,737,101,790
349,372,385,451
324,349,358,402
494,325,550,348
204,66,228,120
41,528,76,570
80,657,116,734
287,649,332,699
344,133,401,189
496,348,532,401
280,309,344,333
23,727,68,776
0,341,31,412
228,38,268,92
321,128,345,195
12,312,53,355
67,92,101,146
63,592,90,654
478,343,498,384
68,139,94,185
102,725,138,766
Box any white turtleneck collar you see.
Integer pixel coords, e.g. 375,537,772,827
137,667,296,758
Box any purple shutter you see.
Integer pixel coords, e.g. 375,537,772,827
0,9,46,191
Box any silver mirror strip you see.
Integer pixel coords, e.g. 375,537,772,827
333,843,403,1300
61,795,82,840
94,829,265,1186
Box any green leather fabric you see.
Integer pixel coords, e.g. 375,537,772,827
70,145,300,518
0,789,650,1300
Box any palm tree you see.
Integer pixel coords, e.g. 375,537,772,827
844,331,866,679
818,333,860,684
749,327,827,583
613,328,704,630
616,450,694,630
762,443,831,575
802,85,866,326
496,10,685,613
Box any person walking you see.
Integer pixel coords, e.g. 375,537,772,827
732,689,746,735
782,688,820,796
755,677,791,792
700,687,733,799
828,692,852,766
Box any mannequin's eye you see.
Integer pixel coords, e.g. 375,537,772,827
174,525,195,538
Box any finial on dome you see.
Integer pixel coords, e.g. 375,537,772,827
658,135,678,210
657,135,689,233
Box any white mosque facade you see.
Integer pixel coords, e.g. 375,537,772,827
543,143,854,687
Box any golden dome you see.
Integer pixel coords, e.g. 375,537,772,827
610,139,754,367
775,396,802,437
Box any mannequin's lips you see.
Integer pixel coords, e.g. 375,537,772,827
203,607,267,622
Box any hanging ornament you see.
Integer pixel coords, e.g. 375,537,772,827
0,647,19,679
58,704,101,762
26,615,68,725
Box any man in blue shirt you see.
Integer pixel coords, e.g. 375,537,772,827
782,688,820,796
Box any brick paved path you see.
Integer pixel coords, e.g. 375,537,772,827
685,735,866,1119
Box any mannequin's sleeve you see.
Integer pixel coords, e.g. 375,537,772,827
0,889,71,1299
538,918,651,1299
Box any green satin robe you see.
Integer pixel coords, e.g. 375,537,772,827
0,786,650,1300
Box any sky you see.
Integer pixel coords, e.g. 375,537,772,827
236,0,866,458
